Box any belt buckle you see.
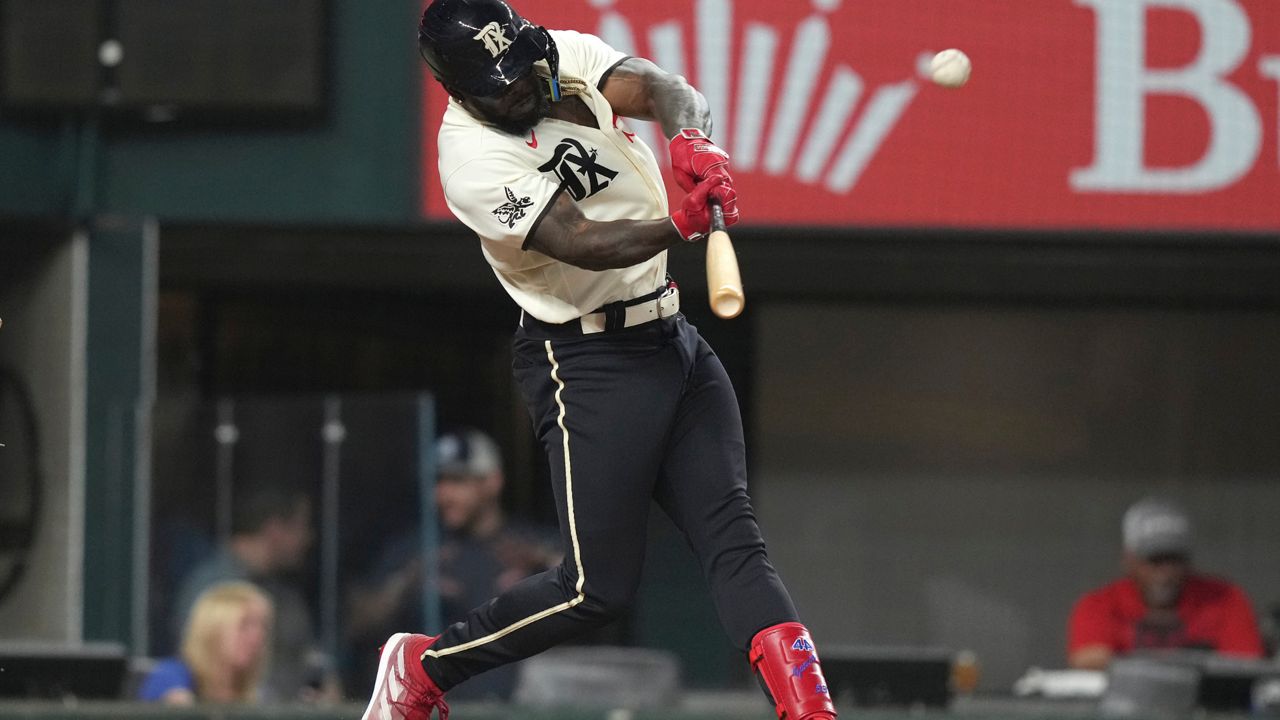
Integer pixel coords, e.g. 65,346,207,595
656,286,679,319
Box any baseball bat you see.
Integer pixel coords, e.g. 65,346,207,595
705,200,744,319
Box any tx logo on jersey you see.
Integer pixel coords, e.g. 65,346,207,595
492,187,533,228
473,22,513,58
537,138,618,201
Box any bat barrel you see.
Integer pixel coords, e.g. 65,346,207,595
705,199,744,319
711,281,744,318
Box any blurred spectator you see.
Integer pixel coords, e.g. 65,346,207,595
1067,497,1264,669
139,581,273,704
345,428,558,700
172,484,338,702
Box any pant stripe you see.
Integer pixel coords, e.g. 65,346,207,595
423,340,585,660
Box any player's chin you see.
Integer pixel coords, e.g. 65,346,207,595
495,118,537,136
493,99,549,136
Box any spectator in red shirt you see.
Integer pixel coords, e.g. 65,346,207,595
1067,497,1264,670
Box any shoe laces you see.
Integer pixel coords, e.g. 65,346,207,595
386,641,448,720
389,683,448,720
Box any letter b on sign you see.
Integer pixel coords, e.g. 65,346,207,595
1072,0,1261,193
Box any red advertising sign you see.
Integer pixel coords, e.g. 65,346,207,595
421,0,1280,232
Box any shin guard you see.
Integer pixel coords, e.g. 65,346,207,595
749,622,837,720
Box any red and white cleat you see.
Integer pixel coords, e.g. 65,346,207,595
360,633,449,720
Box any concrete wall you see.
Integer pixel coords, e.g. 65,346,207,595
0,233,87,641
753,303,1280,692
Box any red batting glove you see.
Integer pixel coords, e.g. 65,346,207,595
669,128,732,192
671,174,739,242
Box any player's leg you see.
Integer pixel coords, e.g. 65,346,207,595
653,319,836,720
421,327,687,687
363,329,684,720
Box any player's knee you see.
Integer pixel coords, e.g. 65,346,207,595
576,589,633,625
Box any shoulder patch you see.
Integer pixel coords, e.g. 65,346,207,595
492,187,535,229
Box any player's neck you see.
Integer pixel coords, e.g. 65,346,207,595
546,95,596,128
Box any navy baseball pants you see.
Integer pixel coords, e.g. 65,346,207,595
422,312,798,690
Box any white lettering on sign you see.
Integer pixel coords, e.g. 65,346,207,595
1260,55,1280,169
593,0,918,194
1072,0,1261,193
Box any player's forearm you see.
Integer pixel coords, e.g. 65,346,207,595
605,58,713,138
539,216,681,271
646,72,712,139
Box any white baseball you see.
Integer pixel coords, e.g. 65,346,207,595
930,49,971,88
98,39,124,67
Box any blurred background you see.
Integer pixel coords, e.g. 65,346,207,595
2,0,1280,717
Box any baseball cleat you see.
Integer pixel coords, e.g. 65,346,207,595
360,633,449,720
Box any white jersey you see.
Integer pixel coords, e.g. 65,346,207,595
437,30,669,324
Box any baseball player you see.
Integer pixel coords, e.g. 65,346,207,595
361,1,837,718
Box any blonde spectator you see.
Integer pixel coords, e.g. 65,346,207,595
171,485,323,701
139,581,273,704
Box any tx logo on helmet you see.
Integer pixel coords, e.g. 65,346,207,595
538,139,619,201
473,21,513,58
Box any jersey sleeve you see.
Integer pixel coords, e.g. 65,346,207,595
1067,589,1116,655
442,154,563,250
551,30,628,90
1215,584,1265,657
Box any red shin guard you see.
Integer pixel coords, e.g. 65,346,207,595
749,622,837,720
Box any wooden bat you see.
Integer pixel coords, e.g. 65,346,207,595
705,200,744,319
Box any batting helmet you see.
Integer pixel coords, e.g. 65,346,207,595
418,0,562,100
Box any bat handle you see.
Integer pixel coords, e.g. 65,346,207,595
709,198,727,233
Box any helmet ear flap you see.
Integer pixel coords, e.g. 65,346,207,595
417,32,447,83
442,82,465,102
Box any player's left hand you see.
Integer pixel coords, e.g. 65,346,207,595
671,174,739,242
669,128,732,192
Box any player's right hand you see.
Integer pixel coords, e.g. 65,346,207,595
671,174,738,242
669,128,732,192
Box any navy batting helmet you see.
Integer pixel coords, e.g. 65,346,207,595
419,0,562,100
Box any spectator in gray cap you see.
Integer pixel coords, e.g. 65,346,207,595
344,428,558,700
434,429,505,539
1066,497,1264,669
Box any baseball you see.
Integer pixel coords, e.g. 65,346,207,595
98,39,124,67
930,49,971,88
